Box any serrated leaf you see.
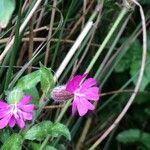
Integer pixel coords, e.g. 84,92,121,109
1,134,23,150
16,70,41,90
24,121,71,141
0,0,15,28
40,64,55,94
24,121,53,141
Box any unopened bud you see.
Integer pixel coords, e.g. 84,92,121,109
51,85,73,102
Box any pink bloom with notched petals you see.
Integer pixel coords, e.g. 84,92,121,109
0,96,35,129
66,74,100,116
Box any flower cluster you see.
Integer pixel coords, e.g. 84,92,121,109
0,74,99,130
0,96,35,129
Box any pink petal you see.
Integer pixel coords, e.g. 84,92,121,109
66,74,87,93
13,111,19,120
18,104,35,113
0,107,11,114
0,109,11,119
75,97,88,116
22,112,33,120
81,78,97,90
9,116,16,128
0,101,9,108
16,116,25,128
83,87,99,100
0,114,12,129
18,96,32,105
82,98,95,110
72,100,77,115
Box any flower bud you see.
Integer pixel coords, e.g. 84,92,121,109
51,85,73,102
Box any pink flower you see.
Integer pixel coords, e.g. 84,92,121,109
0,96,35,129
66,74,100,116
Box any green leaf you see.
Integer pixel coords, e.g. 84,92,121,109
115,40,141,73
116,129,150,149
16,70,41,90
114,52,131,72
24,87,40,106
141,133,150,149
130,52,150,91
30,142,39,150
30,142,57,150
0,0,15,28
144,108,150,116
141,0,150,4
24,121,53,141
1,134,23,150
24,121,71,141
0,129,11,144
132,106,149,123
56,144,66,150
45,145,57,150
49,123,71,141
130,63,147,91
115,38,150,90
129,33,150,90
40,64,55,94
117,129,141,143
6,88,24,104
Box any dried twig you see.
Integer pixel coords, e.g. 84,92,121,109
28,0,34,73
44,0,57,65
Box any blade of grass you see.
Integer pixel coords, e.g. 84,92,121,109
4,0,22,90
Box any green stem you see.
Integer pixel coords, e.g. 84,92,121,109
55,99,72,122
39,135,50,150
94,14,131,79
86,7,128,73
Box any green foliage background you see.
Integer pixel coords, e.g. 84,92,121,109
0,0,150,149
